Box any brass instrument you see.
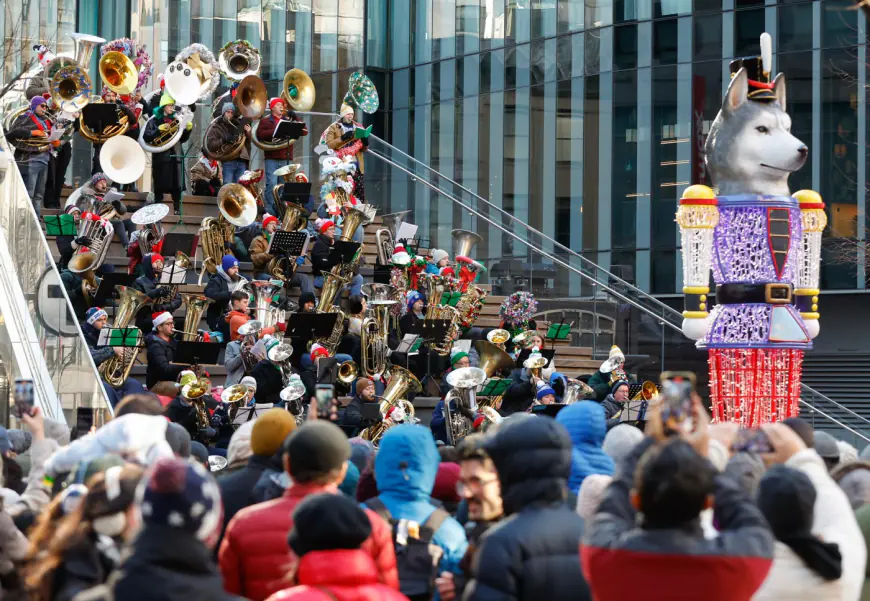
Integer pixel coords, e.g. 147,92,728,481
375,210,411,265
51,33,103,113
267,342,295,388
229,278,252,309
165,43,221,105
266,191,309,282
456,285,487,329
218,40,262,81
419,274,451,321
198,184,256,281
234,75,268,120
361,298,395,378
237,320,262,373
338,360,359,384
131,204,169,255
474,340,516,414
100,135,146,184
512,330,538,350
251,280,283,333
563,379,596,404
203,114,246,161
179,294,214,341
600,346,628,387
360,366,421,446
342,71,380,114
6,101,56,152
98,286,152,387
279,376,307,424
139,106,193,153
487,329,511,349
181,377,213,435
67,216,114,302
221,383,249,423
99,50,138,95
523,352,549,381
272,164,307,217
631,381,660,402
79,98,130,143
443,367,488,445
251,69,314,151
428,304,461,356
452,229,483,259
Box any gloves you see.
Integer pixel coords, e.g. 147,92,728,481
157,123,170,132
185,121,194,131
111,199,128,216
155,286,171,298
361,137,369,147
210,414,224,428
73,236,93,248
295,256,305,266
341,130,354,141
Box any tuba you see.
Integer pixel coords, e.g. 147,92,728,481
272,164,307,217
198,184,256,281
456,284,487,329
342,71,380,114
474,340,516,413
443,367,488,445
563,379,596,404
139,105,193,153
631,381,660,402
251,281,282,330
452,229,483,259
419,274,451,320
237,320,262,373
360,366,421,446
428,304,461,356
361,297,395,379
99,50,138,95
376,210,411,265
68,216,114,302
234,75,268,120
203,114,246,161
181,377,213,435
179,294,214,341
98,286,152,387
218,40,261,81
165,43,221,105
131,203,169,256
250,69,314,151
79,98,130,144
338,360,359,385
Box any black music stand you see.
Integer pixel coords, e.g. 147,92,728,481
274,120,305,140
161,232,199,258
317,357,339,384
373,264,392,283
285,313,339,363
515,349,556,369
332,240,360,263
174,341,223,366
93,273,136,307
280,183,312,206
82,103,119,135
621,399,649,426
96,327,144,348
268,230,309,257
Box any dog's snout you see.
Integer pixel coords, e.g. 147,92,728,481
798,145,809,157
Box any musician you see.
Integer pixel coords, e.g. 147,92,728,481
310,218,363,297
602,380,630,430
204,255,246,331
324,104,368,200
431,351,474,444
144,311,186,388
189,149,223,196
426,249,451,275
249,214,280,280
7,96,53,215
339,378,382,437
225,289,279,342
58,266,89,319
140,73,164,117
587,345,626,401
532,382,557,407
44,99,78,210
251,338,287,406
224,334,246,387
256,97,308,215
298,291,317,313
66,172,134,249
91,88,138,176
81,306,147,406
144,93,194,214
399,291,426,337
133,252,182,334
219,103,252,184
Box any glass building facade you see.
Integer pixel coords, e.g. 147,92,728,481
2,0,867,297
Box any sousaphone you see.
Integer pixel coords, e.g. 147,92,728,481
218,40,261,81
100,135,146,184
342,71,379,114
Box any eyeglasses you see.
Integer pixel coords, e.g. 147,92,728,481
456,476,499,497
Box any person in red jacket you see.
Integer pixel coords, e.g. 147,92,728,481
256,97,308,216
218,421,399,601
265,493,409,601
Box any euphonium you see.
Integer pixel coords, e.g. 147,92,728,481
67,252,102,306
443,367,488,445
131,204,169,255
375,210,411,265
420,274,451,320
236,320,262,373
251,280,282,330
360,366,421,446
180,294,214,341
198,184,256,282
98,286,152,387
631,381,660,402
181,377,213,435
139,106,193,153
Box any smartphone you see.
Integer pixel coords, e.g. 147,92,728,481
731,429,773,454
659,371,696,430
74,407,95,441
12,379,35,420
315,384,335,418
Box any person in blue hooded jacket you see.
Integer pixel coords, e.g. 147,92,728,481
365,424,468,598
555,401,615,495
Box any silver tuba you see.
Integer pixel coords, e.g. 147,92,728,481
452,229,483,259
68,216,114,302
443,367,488,445
237,319,262,374
131,203,169,256
375,210,411,265
251,280,282,331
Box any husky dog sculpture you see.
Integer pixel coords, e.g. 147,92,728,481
676,33,826,427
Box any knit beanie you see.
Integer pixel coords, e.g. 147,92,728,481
602,424,644,466
145,252,164,267
315,218,335,233
432,462,461,504
284,421,350,482
813,431,840,460
221,102,235,115
757,465,843,581
355,378,374,397
577,474,612,520
85,307,108,325
250,408,297,457
221,255,239,272
310,343,330,362
430,249,449,265
536,385,556,401
262,214,279,229
340,103,355,117
240,375,258,391
136,457,222,544
299,291,316,308
288,493,371,556
90,172,110,187
165,422,192,458
189,441,209,470
406,291,425,313
611,380,630,397
269,97,284,110
226,421,255,469
30,96,47,112
450,351,469,367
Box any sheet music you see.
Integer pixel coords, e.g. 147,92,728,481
102,190,124,204
396,222,418,242
46,128,65,143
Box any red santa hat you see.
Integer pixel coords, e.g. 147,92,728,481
310,343,330,361
152,311,173,329
262,214,279,229
269,97,284,110
315,218,336,234
440,266,456,278
157,73,165,89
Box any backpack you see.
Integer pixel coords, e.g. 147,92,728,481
366,497,448,601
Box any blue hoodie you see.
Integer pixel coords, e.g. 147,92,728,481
368,425,468,574
555,401,615,494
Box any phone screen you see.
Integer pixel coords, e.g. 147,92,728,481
12,379,35,419
315,384,335,416
659,371,696,431
731,429,773,454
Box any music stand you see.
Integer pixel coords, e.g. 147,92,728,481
621,400,648,424
532,403,568,418
161,232,199,258
268,230,309,257
280,183,312,206
44,214,76,236
479,378,511,398
82,103,119,136
515,349,556,369
285,312,339,363
546,319,573,342
373,264,392,283
93,273,136,307
332,240,360,263
317,357,339,384
396,334,422,356
159,258,188,286
275,120,305,140
174,341,223,366
97,327,144,348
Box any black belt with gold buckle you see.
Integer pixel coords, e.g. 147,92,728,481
715,283,793,305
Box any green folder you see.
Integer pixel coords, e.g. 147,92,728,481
440,291,462,307
354,125,373,139
546,322,573,340
44,214,77,236
109,328,142,347
409,337,424,353
480,378,512,397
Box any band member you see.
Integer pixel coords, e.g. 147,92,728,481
426,249,451,275
190,149,223,196
248,214,279,280
133,252,182,334
65,172,134,249
143,93,194,214
144,311,186,388
7,96,54,215
225,289,279,342
323,103,368,201
204,255,247,331
91,88,138,176
81,306,147,406
219,103,252,185
44,98,78,209
251,338,288,406
141,73,165,117
255,97,308,215
310,218,363,297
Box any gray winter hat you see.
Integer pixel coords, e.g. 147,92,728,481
222,102,235,115
813,431,840,460
602,424,645,467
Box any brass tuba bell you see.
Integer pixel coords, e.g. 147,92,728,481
474,340,516,379
234,74,268,120
99,51,138,95
218,183,258,227
218,40,262,81
282,68,316,112
452,229,483,259
360,366,420,446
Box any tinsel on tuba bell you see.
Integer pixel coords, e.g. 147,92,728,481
360,366,421,446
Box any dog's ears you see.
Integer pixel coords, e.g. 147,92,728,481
724,68,748,115
773,73,786,111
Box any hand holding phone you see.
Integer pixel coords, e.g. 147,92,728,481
730,428,773,454
659,371,696,433
315,384,338,420
12,379,35,420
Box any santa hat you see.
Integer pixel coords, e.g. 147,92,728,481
440,266,456,278
391,241,410,266
262,214,279,229
310,343,330,361
315,218,336,234
269,97,284,110
294,173,309,183
157,73,165,89
152,311,173,329
85,307,108,325
340,103,355,117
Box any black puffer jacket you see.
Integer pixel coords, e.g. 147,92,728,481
144,333,184,389
217,454,273,532
203,273,231,331
251,359,283,406
463,417,591,601
132,260,181,334
52,534,118,601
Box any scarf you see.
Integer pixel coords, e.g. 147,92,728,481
198,156,218,174
216,265,234,284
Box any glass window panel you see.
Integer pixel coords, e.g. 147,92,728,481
651,65,679,294
653,19,679,66
391,0,412,67
338,0,363,70
415,63,433,105
822,0,857,48
416,0,433,64
531,0,556,39
237,0,259,54
778,3,813,53
557,0,584,34
693,0,720,13
586,28,602,76
457,0,481,55
734,9,764,57
490,47,505,92
556,34,574,82
613,70,638,249
458,53,480,96
313,0,338,72
655,0,690,18
262,0,287,82
507,0,531,45
433,0,456,59
366,0,388,67
214,0,237,53
481,0,506,48
691,61,723,188
583,74,600,254
287,4,313,73
736,0,764,6
614,0,639,24
433,59,456,102
586,0,613,29
614,24,638,71
393,68,410,110
694,14,722,63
